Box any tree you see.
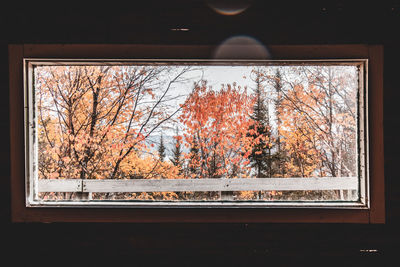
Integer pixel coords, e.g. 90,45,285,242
279,88,321,177
277,66,357,179
247,69,273,178
171,127,183,174
271,68,288,177
37,65,191,183
259,65,357,181
37,63,358,202
158,134,166,162
187,135,200,178
180,81,256,178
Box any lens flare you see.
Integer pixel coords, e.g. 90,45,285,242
213,35,270,59
206,0,253,16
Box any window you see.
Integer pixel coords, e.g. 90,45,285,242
9,44,384,222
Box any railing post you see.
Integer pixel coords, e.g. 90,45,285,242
75,180,91,200
75,192,90,200
221,191,234,200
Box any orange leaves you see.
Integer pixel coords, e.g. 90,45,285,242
274,66,358,178
120,151,183,180
49,172,60,179
180,82,256,178
36,65,159,180
38,64,203,183
145,88,155,99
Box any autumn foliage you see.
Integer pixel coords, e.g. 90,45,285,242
179,81,256,178
36,64,358,201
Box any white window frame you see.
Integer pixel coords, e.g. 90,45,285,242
24,58,369,209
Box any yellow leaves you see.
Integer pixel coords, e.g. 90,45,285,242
37,65,160,180
120,150,183,180
62,157,71,164
236,190,256,200
37,64,356,194
49,172,59,179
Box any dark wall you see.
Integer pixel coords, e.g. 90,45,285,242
1,1,399,265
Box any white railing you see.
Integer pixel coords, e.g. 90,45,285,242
38,177,358,193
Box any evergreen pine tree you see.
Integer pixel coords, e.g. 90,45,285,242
158,134,166,162
248,69,273,178
273,68,288,177
188,135,200,177
171,127,183,174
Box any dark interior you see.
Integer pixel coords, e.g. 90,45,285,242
2,1,398,265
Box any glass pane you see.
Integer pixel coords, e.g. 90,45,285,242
31,62,362,205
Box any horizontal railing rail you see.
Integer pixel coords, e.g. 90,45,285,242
38,177,358,193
